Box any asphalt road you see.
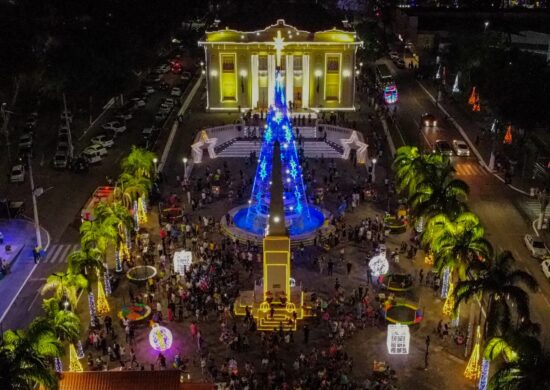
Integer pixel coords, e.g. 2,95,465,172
0,65,196,330
384,58,550,344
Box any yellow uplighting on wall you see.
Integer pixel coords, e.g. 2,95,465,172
464,326,482,380
69,343,83,372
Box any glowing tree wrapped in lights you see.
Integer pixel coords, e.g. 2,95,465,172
96,279,110,316
465,326,482,380
69,343,83,372
54,357,63,373
442,281,455,316
88,291,97,326
235,69,324,236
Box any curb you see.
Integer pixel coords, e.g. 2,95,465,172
416,81,531,197
0,224,51,324
380,115,396,157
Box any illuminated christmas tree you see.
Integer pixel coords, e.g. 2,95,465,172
503,125,513,145
468,87,477,105
442,281,455,316
96,279,110,316
464,326,482,380
69,343,83,372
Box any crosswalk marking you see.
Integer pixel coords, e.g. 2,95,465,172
454,162,486,177
43,244,80,264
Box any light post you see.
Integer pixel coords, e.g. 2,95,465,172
153,158,158,175
372,158,378,183
28,154,43,249
182,157,188,179
484,21,490,31
1,102,13,164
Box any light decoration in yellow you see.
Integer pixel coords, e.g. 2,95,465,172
424,253,434,265
69,343,83,372
273,30,285,67
96,278,110,316
443,281,455,316
137,196,148,225
464,326,482,380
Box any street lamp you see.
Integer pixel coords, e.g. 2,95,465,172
28,154,43,249
153,158,158,174
372,158,378,183
182,157,188,179
484,21,490,31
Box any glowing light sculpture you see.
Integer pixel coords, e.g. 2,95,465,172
369,253,389,277
149,324,173,351
88,292,97,326
76,340,85,359
477,358,490,390
115,248,122,273
69,343,83,372
468,87,477,105
96,279,110,316
503,125,513,145
137,197,148,225
104,268,112,296
440,267,450,298
235,69,323,237
465,326,482,380
387,324,410,354
452,72,460,93
54,357,63,373
443,281,455,316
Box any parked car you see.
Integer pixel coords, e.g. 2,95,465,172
57,134,70,147
541,259,550,279
434,140,453,156
131,98,146,108
158,103,172,114
159,81,170,90
154,112,168,122
164,98,175,107
58,124,70,136
102,121,126,134
53,151,69,169
180,71,192,81
80,149,103,164
84,144,108,157
116,111,133,121
144,85,155,95
452,140,471,157
142,127,159,138
60,110,73,123
18,134,33,148
171,87,182,97
421,113,437,127
155,64,171,74
524,234,549,258
91,134,115,148
25,116,37,129
10,164,25,183
146,73,162,83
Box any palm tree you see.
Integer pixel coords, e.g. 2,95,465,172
41,271,88,308
67,247,104,277
409,160,469,220
94,201,134,238
422,212,493,279
454,250,538,337
121,146,156,179
80,219,118,255
489,340,550,390
41,298,81,341
114,172,152,207
0,344,58,390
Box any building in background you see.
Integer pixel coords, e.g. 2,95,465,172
199,19,362,111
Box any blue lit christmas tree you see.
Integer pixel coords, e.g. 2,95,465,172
233,69,324,236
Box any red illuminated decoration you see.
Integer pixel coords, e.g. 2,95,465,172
503,125,512,145
468,87,477,105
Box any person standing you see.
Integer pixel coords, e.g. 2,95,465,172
424,350,429,370
303,325,309,344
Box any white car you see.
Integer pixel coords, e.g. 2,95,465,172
60,110,73,123
18,134,33,148
541,260,550,279
180,71,192,81
154,112,168,122
84,144,108,156
91,134,115,148
116,111,133,121
524,234,549,258
131,98,146,108
171,87,182,97
164,98,175,107
81,149,103,164
53,151,69,169
102,121,126,134
10,164,25,183
453,140,471,157
156,64,170,73
144,86,155,95
158,103,172,114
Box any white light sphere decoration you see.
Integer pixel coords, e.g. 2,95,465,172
149,325,173,352
369,253,389,277
387,324,410,355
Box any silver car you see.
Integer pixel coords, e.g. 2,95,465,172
452,140,471,157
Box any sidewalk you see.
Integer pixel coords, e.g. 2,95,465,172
417,80,535,197
0,218,50,322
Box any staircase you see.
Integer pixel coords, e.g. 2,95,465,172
257,307,297,331
216,139,342,159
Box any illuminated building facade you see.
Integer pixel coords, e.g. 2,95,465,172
199,19,362,111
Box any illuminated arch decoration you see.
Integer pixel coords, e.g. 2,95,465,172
369,253,389,277
149,324,173,352
191,130,218,163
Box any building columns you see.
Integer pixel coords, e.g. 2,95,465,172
285,55,293,107
251,54,259,109
267,54,275,107
302,54,310,109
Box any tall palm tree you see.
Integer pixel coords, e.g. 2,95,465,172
114,173,152,207
121,146,156,179
454,250,538,338
80,219,118,255
41,298,81,341
489,340,550,390
409,160,469,220
67,247,104,277
3,319,63,359
422,212,493,279
94,201,134,238
41,271,88,308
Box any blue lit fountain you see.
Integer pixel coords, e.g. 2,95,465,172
232,70,325,237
